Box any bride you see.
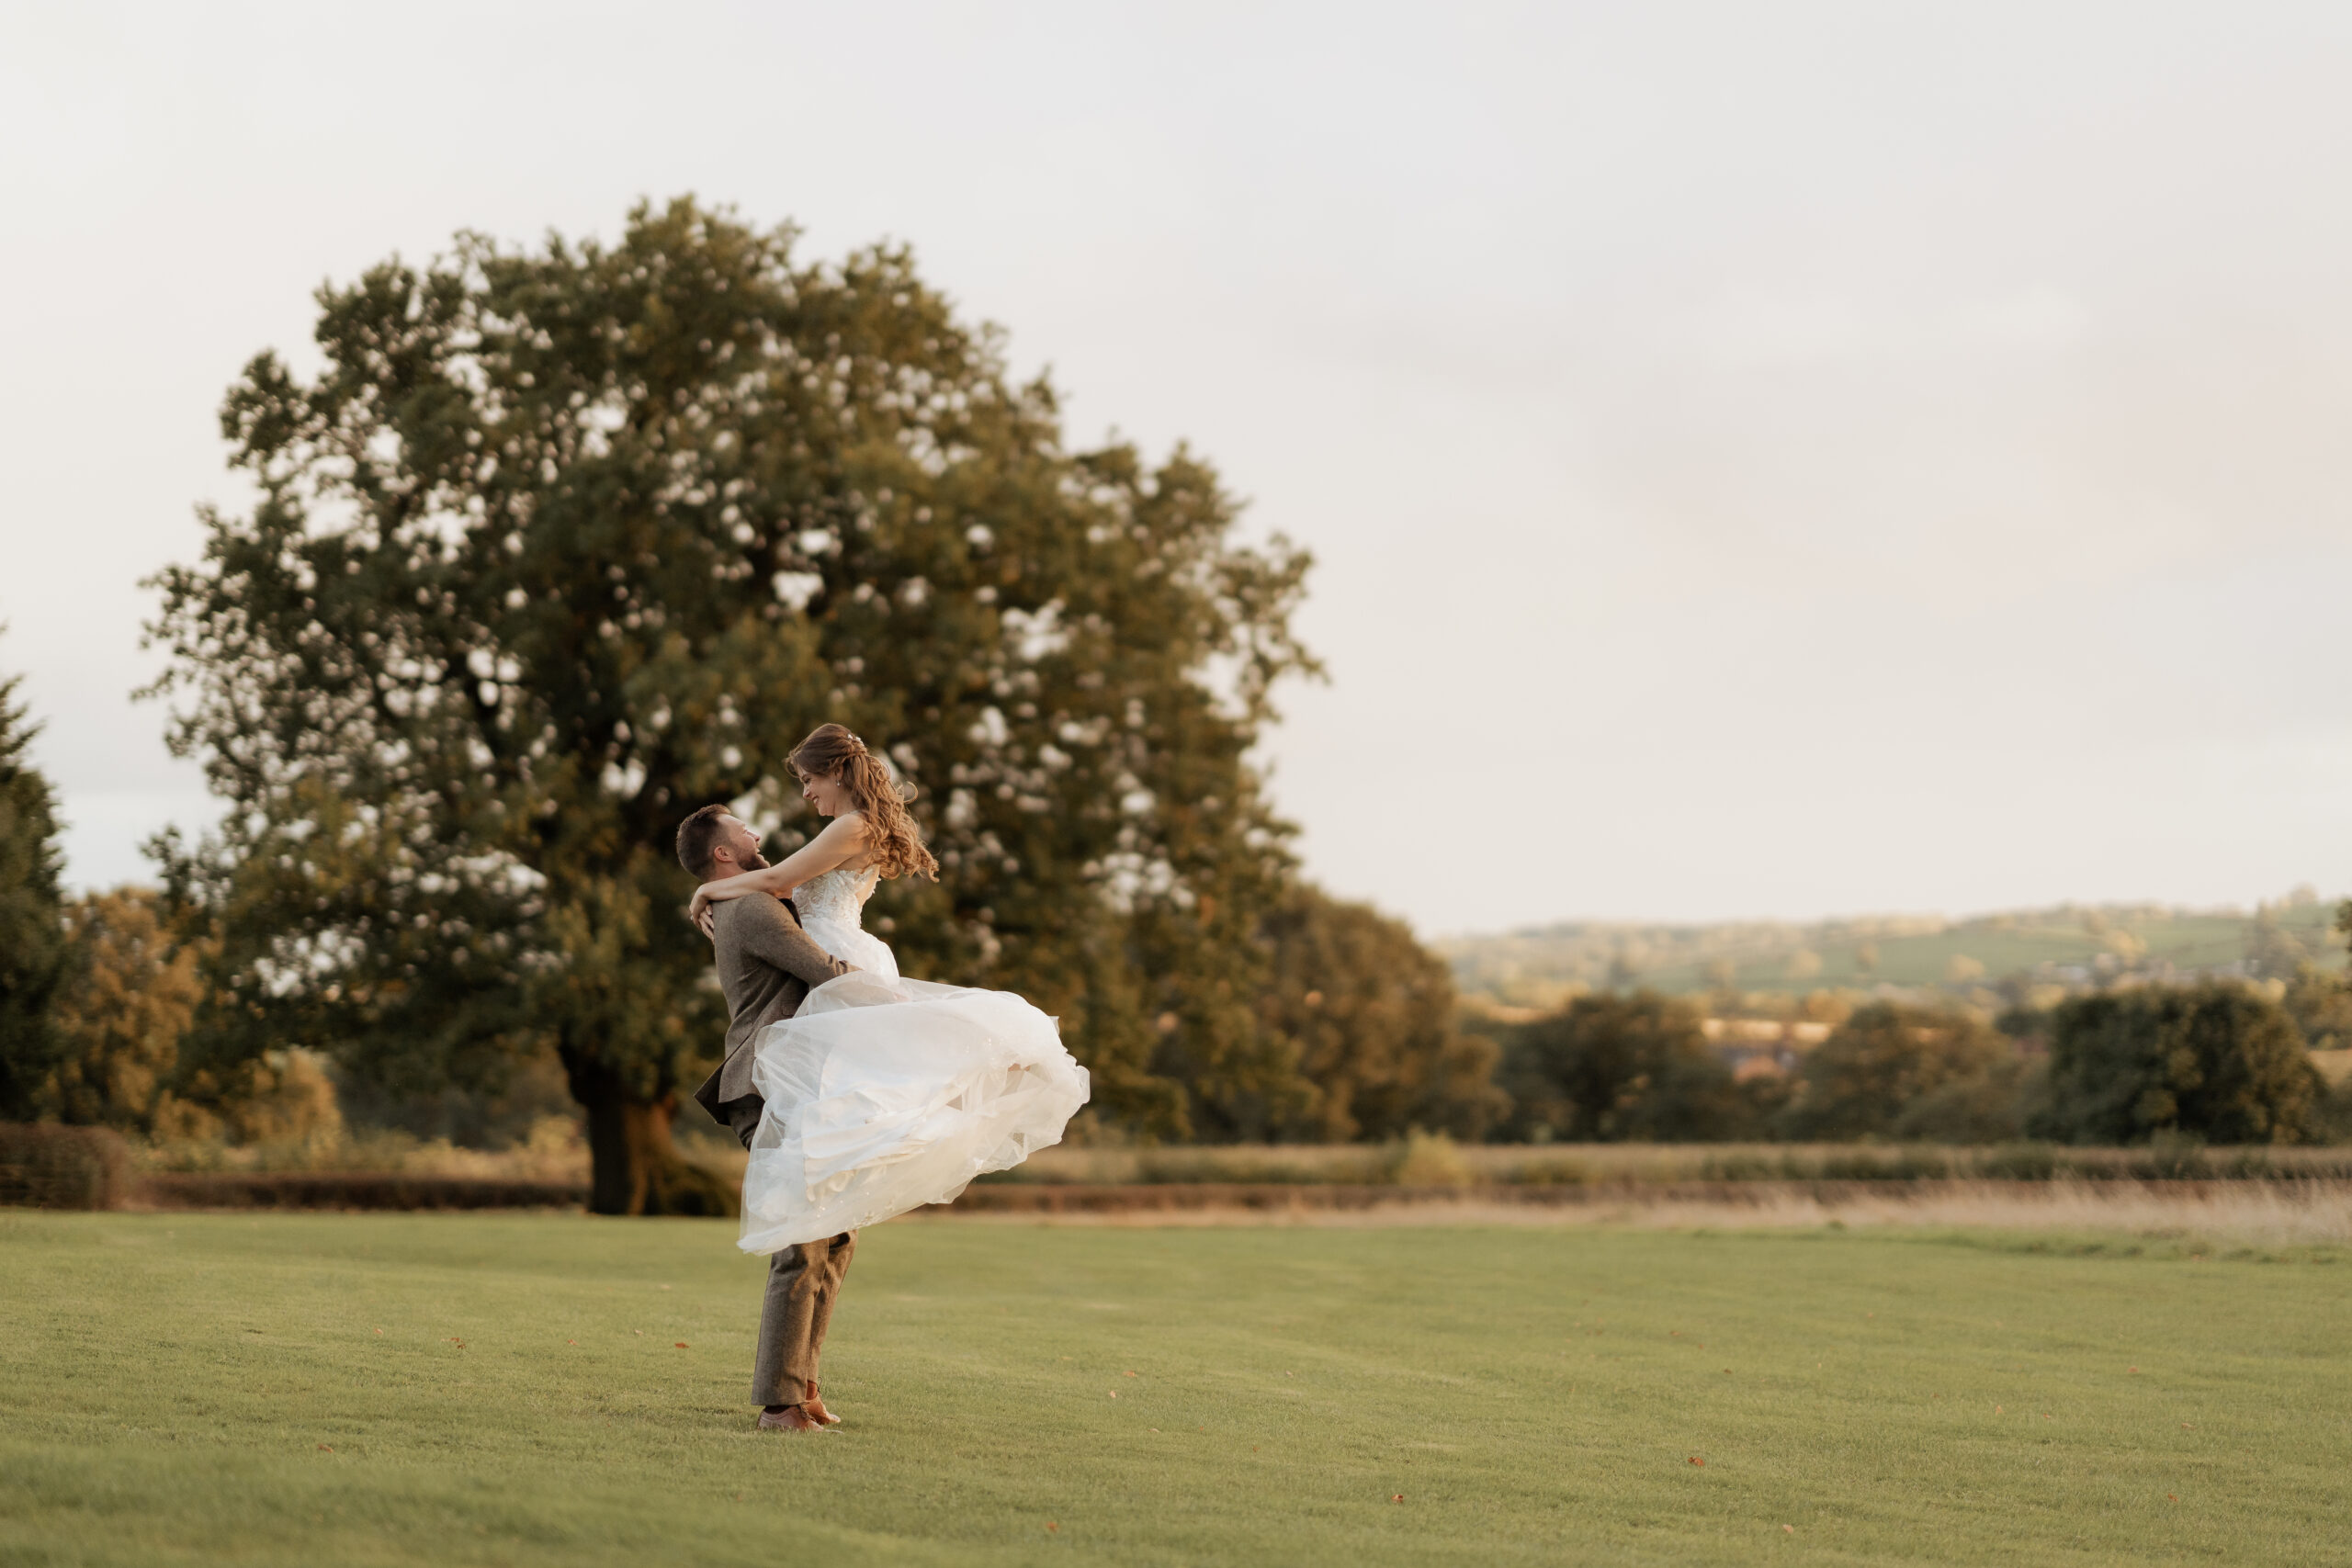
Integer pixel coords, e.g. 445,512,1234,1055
687,724,1089,1254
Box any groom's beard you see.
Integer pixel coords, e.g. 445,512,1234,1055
739,850,771,873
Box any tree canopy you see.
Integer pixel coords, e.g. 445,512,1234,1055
2032,982,2324,1145
148,197,1317,1209
1250,886,1506,1143
1780,1001,2010,1142
1500,990,1751,1142
0,650,69,1119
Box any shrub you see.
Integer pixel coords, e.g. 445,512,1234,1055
40,887,345,1154
0,1122,131,1209
1779,1002,2009,1141
2031,982,2325,1145
1894,1056,2044,1144
1385,1129,1474,1188
2282,962,2352,1051
1502,991,1753,1142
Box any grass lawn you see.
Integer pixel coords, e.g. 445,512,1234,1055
2,1212,2347,1566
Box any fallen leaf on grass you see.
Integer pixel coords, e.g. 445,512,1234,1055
567,1340,577,1346
1124,1371,1137,1378
1391,1494,1405,1503
2168,1494,2178,1502
674,1342,689,1349
1046,1521,1059,1533
317,1444,333,1452
1781,1525,1793,1533
2128,1366,2139,1373
372,1328,383,1336
2181,1423,2193,1429
447,1337,465,1348
1108,1391,1118,1399
1688,1456,1705,1467
1149,1427,1159,1433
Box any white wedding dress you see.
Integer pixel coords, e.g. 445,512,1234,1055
736,863,1090,1254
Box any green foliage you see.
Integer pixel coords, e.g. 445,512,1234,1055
40,887,342,1146
0,655,70,1119
41,888,202,1135
2282,960,2352,1051
145,198,1316,1200
2242,907,2313,979
1889,1056,2042,1144
2032,982,2326,1145
1383,1126,1476,1187
1781,1002,2010,1142
1501,990,1752,1141
1250,886,1505,1143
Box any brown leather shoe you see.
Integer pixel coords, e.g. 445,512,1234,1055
803,1394,842,1427
757,1404,826,1433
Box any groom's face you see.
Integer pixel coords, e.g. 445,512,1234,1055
714,815,768,874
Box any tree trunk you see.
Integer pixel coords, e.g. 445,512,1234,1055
564,1055,737,1218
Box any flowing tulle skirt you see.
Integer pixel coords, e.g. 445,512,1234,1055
736,967,1090,1254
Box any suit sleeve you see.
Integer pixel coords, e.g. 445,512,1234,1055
735,897,854,987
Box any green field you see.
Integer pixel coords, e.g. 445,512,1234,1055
1445,897,2341,1006
3,1213,2348,1566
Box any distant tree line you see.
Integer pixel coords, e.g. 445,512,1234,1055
11,620,2352,1160
1486,981,2347,1147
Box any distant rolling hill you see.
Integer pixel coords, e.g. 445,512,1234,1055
1440,890,2343,1013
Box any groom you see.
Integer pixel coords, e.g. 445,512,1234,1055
675,804,857,1434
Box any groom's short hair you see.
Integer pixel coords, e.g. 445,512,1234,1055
675,804,732,879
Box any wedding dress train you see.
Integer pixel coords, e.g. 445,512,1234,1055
735,864,1090,1254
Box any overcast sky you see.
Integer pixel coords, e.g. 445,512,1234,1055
4,2,2350,934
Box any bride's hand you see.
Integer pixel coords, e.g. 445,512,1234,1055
687,874,789,939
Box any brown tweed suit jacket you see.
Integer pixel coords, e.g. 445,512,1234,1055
690,894,854,1129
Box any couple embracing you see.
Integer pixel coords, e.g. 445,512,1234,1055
673,724,1090,1432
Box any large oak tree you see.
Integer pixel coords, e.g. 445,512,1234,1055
150,197,1317,1211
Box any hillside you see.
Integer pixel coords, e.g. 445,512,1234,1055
1441,888,2343,1012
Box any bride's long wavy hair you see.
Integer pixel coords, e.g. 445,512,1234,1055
788,724,939,882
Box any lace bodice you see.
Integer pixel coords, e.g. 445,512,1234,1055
792,863,879,933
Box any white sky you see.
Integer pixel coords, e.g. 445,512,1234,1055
4,2,2350,935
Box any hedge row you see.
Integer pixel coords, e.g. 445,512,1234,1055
136,1173,590,1211
0,1123,132,1210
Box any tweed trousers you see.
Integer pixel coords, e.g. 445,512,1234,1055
731,1104,855,1406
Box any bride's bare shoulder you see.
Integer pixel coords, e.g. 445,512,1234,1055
808,810,865,844
820,810,880,870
